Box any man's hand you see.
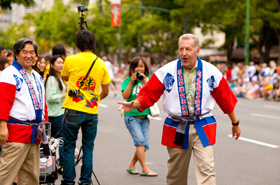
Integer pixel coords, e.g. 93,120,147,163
232,125,241,140
0,120,9,145
118,100,135,117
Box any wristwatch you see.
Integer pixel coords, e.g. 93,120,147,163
232,120,239,126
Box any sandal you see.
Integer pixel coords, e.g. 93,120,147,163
127,168,139,175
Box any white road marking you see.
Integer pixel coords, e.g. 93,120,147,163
99,103,108,108
264,104,280,110
250,113,280,120
147,115,163,121
227,135,279,148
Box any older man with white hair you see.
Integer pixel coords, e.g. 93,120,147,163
118,33,241,185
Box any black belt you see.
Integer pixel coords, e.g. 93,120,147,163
66,109,81,114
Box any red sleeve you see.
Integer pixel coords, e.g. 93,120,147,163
136,74,165,112
211,77,237,114
0,82,16,121
44,94,49,122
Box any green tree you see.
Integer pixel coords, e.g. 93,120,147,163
0,23,32,50
29,1,78,52
170,0,246,64
0,0,35,9
250,0,280,63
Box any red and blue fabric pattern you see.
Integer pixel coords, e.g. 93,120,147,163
136,57,237,149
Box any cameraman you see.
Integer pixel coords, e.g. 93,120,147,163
61,29,110,185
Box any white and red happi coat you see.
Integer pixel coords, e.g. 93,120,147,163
0,60,47,144
137,57,237,149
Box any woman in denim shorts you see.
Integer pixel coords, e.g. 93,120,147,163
121,57,157,177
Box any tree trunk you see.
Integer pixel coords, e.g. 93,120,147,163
257,21,273,63
225,31,234,65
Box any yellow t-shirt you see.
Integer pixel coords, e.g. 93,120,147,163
44,64,50,76
61,52,111,114
265,84,273,91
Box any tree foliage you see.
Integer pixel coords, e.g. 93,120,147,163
1,0,280,64
0,0,35,9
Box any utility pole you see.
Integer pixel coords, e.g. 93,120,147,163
245,0,250,65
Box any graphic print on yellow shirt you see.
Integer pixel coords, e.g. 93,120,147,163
61,52,111,114
72,75,98,108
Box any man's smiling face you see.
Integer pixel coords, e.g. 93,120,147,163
16,44,36,71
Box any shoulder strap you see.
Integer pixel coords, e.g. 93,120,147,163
78,57,98,91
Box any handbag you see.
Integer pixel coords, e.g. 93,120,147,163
149,103,160,117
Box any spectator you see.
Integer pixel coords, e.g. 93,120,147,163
43,54,53,81
225,64,232,82
121,57,157,177
231,62,239,81
260,63,270,81
243,81,260,99
0,46,7,57
33,55,46,78
45,55,66,175
102,55,118,96
0,57,9,73
6,50,14,66
245,61,256,82
237,63,245,83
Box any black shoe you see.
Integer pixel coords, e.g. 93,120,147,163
58,167,63,175
78,180,92,185
12,182,17,185
61,180,75,185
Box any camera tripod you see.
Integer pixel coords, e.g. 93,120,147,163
75,146,100,185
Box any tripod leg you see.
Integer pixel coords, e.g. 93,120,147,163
92,170,100,185
75,146,83,166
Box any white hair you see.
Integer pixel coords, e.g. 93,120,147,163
178,33,200,48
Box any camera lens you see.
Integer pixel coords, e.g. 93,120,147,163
136,72,144,80
68,90,78,97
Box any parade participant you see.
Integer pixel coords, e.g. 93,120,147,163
118,33,241,185
45,55,66,174
102,55,118,96
122,57,157,177
0,38,48,185
61,29,110,185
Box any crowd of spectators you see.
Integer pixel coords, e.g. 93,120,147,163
219,60,280,101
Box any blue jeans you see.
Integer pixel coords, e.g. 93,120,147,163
62,109,98,184
49,115,64,167
124,116,150,150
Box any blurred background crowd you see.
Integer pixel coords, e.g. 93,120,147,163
2,43,280,102
219,60,280,101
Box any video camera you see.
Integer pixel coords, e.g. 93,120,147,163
78,5,88,29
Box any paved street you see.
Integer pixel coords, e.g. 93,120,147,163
54,87,280,185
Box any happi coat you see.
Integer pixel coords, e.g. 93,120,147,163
0,60,47,144
136,57,237,149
